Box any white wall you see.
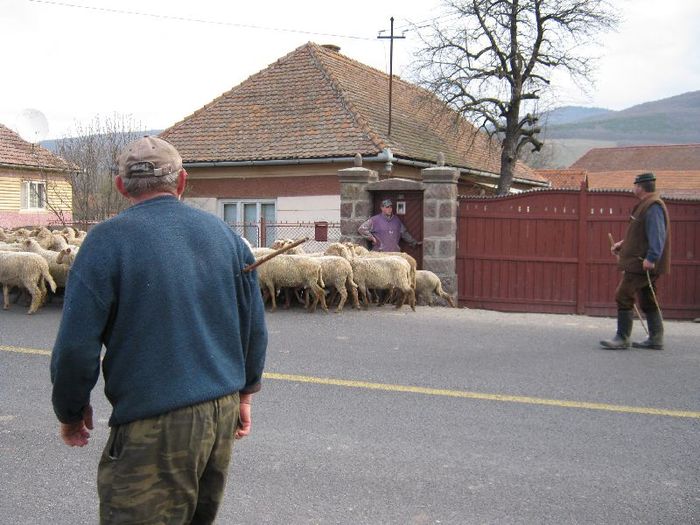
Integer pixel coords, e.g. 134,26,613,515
184,197,217,215
184,195,340,223
275,195,340,222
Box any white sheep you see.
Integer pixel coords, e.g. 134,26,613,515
0,242,23,252
255,254,328,313
345,243,417,290
21,238,75,288
314,255,359,312
350,256,415,311
0,252,57,314
415,270,456,307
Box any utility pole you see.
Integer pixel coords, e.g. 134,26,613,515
377,17,405,137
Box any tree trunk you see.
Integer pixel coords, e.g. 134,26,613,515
497,131,518,194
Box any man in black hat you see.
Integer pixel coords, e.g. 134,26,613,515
601,172,670,350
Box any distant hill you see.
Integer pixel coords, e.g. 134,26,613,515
522,91,700,168
540,106,613,126
543,90,700,144
41,129,164,153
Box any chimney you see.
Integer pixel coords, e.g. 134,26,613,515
321,44,341,52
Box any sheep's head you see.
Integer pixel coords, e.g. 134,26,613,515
56,247,75,266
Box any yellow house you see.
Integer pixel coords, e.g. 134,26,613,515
0,123,74,228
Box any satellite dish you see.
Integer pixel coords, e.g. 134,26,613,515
14,108,50,144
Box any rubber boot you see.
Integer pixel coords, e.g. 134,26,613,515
632,310,664,350
600,310,633,349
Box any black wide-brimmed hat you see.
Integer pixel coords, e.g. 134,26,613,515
634,172,656,184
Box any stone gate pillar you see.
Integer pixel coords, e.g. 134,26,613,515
421,162,460,301
338,155,379,244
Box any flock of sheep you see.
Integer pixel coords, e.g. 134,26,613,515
252,239,456,313
0,226,456,315
0,226,84,313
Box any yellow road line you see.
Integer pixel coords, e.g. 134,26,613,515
264,372,700,419
0,345,51,356
2,345,698,419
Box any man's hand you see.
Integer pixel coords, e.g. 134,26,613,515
235,393,253,440
60,404,93,447
611,240,623,255
642,259,656,271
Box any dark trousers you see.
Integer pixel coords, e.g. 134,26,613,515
614,272,660,313
98,392,240,525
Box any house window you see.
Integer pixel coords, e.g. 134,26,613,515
21,181,47,209
220,200,276,247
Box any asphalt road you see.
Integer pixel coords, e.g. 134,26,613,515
1,301,699,524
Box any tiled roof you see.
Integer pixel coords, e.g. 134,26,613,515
0,123,73,171
571,144,700,172
537,169,586,188
587,170,700,191
161,43,543,184
537,167,700,196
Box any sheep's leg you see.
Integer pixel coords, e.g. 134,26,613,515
308,287,318,313
2,285,9,310
335,285,347,313
327,288,339,307
394,289,406,309
349,284,360,309
26,282,43,314
38,275,48,305
310,284,328,313
266,283,277,311
282,288,293,309
359,285,370,309
437,284,456,307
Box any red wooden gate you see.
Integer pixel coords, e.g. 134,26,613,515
457,186,700,319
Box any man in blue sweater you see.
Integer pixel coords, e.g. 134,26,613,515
51,136,268,523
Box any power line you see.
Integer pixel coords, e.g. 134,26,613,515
26,0,375,41
393,12,462,33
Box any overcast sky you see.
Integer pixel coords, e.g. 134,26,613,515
1,0,698,140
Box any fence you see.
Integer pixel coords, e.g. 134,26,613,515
457,187,700,319
227,220,342,253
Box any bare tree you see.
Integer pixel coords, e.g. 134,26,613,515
416,0,619,193
56,114,146,227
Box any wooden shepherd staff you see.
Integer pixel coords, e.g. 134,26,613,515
242,237,309,273
608,233,648,334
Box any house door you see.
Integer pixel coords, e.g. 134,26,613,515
373,191,423,269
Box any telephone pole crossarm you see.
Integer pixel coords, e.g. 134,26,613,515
377,17,405,137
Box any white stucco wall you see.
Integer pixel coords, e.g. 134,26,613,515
275,195,340,222
184,197,218,215
184,195,340,223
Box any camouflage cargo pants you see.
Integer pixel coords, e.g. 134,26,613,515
98,392,240,524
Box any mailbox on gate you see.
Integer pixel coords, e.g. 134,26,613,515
314,221,328,241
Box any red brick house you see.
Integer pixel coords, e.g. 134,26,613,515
160,42,547,229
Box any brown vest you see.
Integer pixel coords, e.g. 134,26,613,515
618,192,671,275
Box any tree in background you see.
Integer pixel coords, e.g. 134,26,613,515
416,0,619,193
56,115,146,227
